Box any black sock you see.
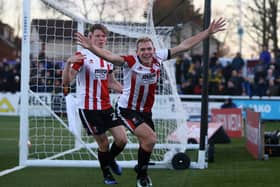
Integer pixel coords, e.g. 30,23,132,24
137,146,152,179
109,142,125,162
98,150,111,177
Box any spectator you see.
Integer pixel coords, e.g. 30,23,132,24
253,77,268,97
193,78,203,94
181,77,195,94
223,80,240,95
222,63,233,85
221,97,237,108
209,52,218,68
228,70,245,95
242,78,253,97
253,60,266,84
175,54,191,93
209,67,223,95
190,58,202,82
231,52,245,72
266,79,279,96
274,48,280,74
259,45,271,68
209,52,222,73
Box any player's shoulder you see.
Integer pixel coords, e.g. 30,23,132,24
79,49,97,57
122,55,137,68
155,48,169,61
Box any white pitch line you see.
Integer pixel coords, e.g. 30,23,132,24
0,138,18,141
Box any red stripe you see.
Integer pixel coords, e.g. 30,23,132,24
84,68,90,109
125,119,136,131
127,73,136,109
136,85,145,110
143,69,159,112
89,122,97,134
122,55,136,68
72,52,84,71
100,58,104,67
102,64,111,109
143,83,156,112
100,79,111,109
93,80,98,109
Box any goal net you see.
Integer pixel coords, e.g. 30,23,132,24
19,0,206,170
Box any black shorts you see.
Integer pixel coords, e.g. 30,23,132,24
116,107,154,133
78,107,122,135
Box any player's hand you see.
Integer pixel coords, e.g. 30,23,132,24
75,32,92,49
66,53,86,65
208,17,226,35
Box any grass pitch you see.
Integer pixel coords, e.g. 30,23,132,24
0,116,280,187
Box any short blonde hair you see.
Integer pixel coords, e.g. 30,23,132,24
136,37,154,49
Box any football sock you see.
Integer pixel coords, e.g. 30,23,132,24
137,146,152,179
109,141,125,160
98,150,111,176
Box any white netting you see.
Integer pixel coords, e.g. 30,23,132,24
22,0,202,169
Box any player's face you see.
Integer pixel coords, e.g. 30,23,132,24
90,29,107,48
136,41,155,65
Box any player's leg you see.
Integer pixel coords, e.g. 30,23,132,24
134,123,156,187
94,134,118,184
78,109,117,185
116,107,155,187
109,125,127,175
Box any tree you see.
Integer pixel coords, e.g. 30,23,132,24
268,0,278,56
245,0,280,57
41,0,148,22
0,0,4,18
153,0,201,26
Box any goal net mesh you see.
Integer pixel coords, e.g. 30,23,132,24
23,0,197,168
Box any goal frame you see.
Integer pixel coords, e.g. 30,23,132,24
17,0,208,172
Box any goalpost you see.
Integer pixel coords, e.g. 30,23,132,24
16,0,208,173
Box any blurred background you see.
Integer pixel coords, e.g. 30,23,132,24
1,0,280,97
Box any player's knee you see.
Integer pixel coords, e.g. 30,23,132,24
149,132,157,145
142,132,156,149
96,137,110,151
99,144,109,152
115,136,128,147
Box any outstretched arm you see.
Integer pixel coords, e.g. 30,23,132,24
170,18,226,58
75,32,125,66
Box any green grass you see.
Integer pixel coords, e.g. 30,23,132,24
1,116,280,187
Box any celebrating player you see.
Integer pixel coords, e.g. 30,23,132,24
75,18,226,187
62,24,127,185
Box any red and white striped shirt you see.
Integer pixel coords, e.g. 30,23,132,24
118,49,169,112
72,49,113,110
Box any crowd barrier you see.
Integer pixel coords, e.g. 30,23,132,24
1,93,280,121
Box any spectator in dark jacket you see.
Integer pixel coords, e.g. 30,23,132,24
221,98,237,108
231,52,245,72
259,45,271,68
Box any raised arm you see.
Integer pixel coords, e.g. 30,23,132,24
75,32,125,66
170,18,226,58
62,54,85,85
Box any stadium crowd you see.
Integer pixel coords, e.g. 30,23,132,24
1,50,280,96
175,50,280,97
0,57,21,93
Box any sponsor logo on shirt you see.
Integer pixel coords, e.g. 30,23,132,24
142,73,157,84
94,69,108,79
